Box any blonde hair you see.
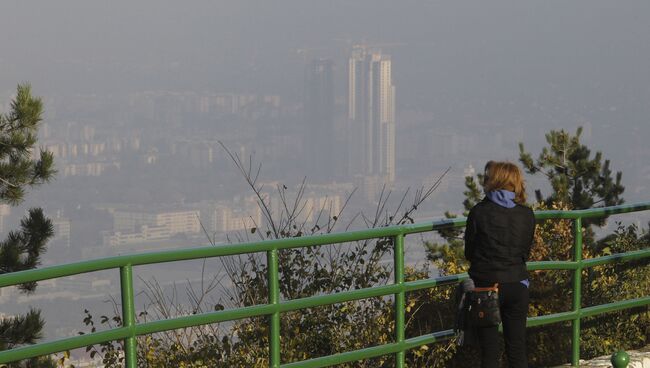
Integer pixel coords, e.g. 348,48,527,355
483,161,527,204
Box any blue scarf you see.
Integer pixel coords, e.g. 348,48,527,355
486,190,516,208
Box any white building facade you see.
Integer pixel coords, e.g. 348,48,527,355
348,46,396,183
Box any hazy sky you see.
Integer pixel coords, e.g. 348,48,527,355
2,2,650,341
2,0,649,108
2,0,650,202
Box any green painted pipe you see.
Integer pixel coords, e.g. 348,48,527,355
120,265,137,368
571,217,583,367
268,248,281,367
394,234,406,368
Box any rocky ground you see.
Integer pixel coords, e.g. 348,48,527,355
553,346,650,367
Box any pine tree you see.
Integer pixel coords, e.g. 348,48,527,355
0,84,55,355
428,172,485,262
419,128,645,366
519,126,624,227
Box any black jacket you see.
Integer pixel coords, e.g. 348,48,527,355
464,199,536,284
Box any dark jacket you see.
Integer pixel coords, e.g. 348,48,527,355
464,198,536,284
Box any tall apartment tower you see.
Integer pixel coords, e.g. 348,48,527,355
348,46,396,183
304,58,335,180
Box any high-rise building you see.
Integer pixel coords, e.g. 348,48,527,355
0,204,9,234
304,59,335,180
348,46,396,183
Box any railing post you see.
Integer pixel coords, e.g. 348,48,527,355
571,217,583,367
120,265,137,368
394,234,405,368
268,248,281,367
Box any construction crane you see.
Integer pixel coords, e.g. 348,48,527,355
333,38,407,53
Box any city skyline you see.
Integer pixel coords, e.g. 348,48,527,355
1,2,650,356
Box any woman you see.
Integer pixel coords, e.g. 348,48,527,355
464,161,536,368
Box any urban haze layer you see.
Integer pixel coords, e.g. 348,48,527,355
1,1,650,360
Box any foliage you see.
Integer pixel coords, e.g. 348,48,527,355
427,174,483,262
579,223,650,358
0,85,55,366
71,308,234,368
516,127,649,365
0,85,55,205
71,148,447,367
0,356,57,368
416,128,647,366
519,126,624,229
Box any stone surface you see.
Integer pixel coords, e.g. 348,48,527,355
553,346,650,367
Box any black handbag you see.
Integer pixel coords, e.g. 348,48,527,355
467,284,501,327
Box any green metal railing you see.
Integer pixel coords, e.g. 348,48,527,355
1,202,650,367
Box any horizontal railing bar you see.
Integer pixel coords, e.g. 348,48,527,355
403,273,469,292
527,261,577,270
1,201,649,365
526,311,579,327
0,228,418,288
0,222,463,288
279,284,400,313
135,304,276,336
572,201,650,219
278,273,471,313
279,273,478,312
2,202,650,288
525,296,650,328
0,327,131,364
581,296,650,318
532,201,650,220
582,248,650,268
280,330,456,368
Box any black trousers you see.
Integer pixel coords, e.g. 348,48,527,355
476,281,529,368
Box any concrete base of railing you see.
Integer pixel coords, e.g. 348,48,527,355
554,346,650,367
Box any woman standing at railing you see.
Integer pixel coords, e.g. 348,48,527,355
464,161,536,368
